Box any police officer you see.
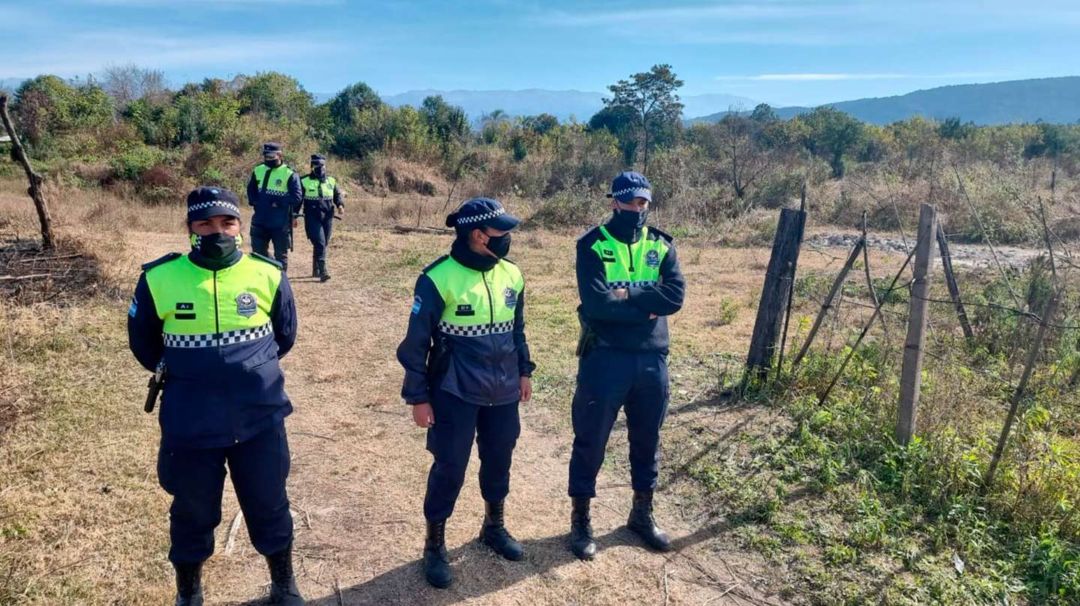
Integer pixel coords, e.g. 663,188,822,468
299,154,343,282
396,197,536,589
247,142,303,272
567,171,686,560
127,187,303,605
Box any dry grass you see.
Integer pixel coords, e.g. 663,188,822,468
1,177,953,604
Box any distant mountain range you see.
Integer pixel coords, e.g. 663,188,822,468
688,76,1080,125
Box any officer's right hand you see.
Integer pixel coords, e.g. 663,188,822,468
612,288,629,300
412,403,435,428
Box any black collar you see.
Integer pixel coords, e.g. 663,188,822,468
189,249,242,271
450,238,498,272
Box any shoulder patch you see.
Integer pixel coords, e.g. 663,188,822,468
141,252,182,272
648,226,674,243
421,254,452,274
249,252,283,268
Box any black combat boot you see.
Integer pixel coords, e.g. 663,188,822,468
173,561,204,606
265,542,304,605
318,260,330,282
627,490,671,552
311,257,319,278
479,500,524,561
423,520,452,588
569,497,596,560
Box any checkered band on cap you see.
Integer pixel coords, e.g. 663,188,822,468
456,207,505,226
188,200,241,215
163,323,273,349
610,187,651,198
607,280,658,289
437,320,514,337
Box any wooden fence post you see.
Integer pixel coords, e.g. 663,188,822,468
0,94,56,251
936,223,975,344
896,204,937,446
791,238,864,369
745,207,807,381
984,293,1060,489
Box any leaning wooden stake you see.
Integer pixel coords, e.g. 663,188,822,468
745,207,806,381
0,95,55,251
984,293,1060,489
817,247,916,406
896,204,937,446
935,223,974,344
791,237,864,369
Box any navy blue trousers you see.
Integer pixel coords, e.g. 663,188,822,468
303,207,334,263
568,349,670,498
424,391,521,522
157,422,293,564
250,223,291,269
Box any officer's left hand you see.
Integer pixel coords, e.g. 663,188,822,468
520,376,532,402
292,219,299,228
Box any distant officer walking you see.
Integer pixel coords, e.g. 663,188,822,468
299,154,344,282
396,197,536,589
567,171,686,560
247,142,302,272
127,187,304,605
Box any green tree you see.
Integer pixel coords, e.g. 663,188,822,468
420,95,469,155
796,107,865,179
522,113,559,135
13,75,114,149
603,64,684,172
328,81,383,126
236,72,313,123
588,104,639,165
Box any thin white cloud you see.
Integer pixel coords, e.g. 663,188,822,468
716,72,1003,82
5,30,341,78
542,3,849,27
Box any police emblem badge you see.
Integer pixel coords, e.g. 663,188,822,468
504,287,518,308
236,292,257,317
646,249,660,268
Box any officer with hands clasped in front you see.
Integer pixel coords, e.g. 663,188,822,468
127,186,304,605
396,197,536,589
567,171,686,560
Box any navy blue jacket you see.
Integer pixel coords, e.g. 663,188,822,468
246,164,303,229
127,251,298,449
397,252,536,407
576,222,685,353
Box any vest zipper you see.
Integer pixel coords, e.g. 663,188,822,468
627,241,635,273
212,270,220,335
482,269,497,406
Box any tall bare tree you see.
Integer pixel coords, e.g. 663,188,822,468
604,64,684,173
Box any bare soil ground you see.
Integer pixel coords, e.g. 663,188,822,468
2,180,994,605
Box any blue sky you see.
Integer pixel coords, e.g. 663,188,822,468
3,0,1080,107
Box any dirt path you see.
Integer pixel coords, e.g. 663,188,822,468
112,225,786,606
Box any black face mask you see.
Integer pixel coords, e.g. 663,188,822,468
612,207,649,232
485,233,512,259
264,156,282,168
190,232,241,260
312,165,326,178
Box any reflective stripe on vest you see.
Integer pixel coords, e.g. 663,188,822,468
591,226,669,288
300,176,336,201
144,254,281,348
252,164,295,197
426,257,523,337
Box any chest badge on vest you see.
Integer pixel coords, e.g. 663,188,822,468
646,250,660,268
274,179,283,186
504,287,518,308
236,292,258,318
601,249,616,263
456,304,475,317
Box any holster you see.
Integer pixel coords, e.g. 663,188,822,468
576,311,596,357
